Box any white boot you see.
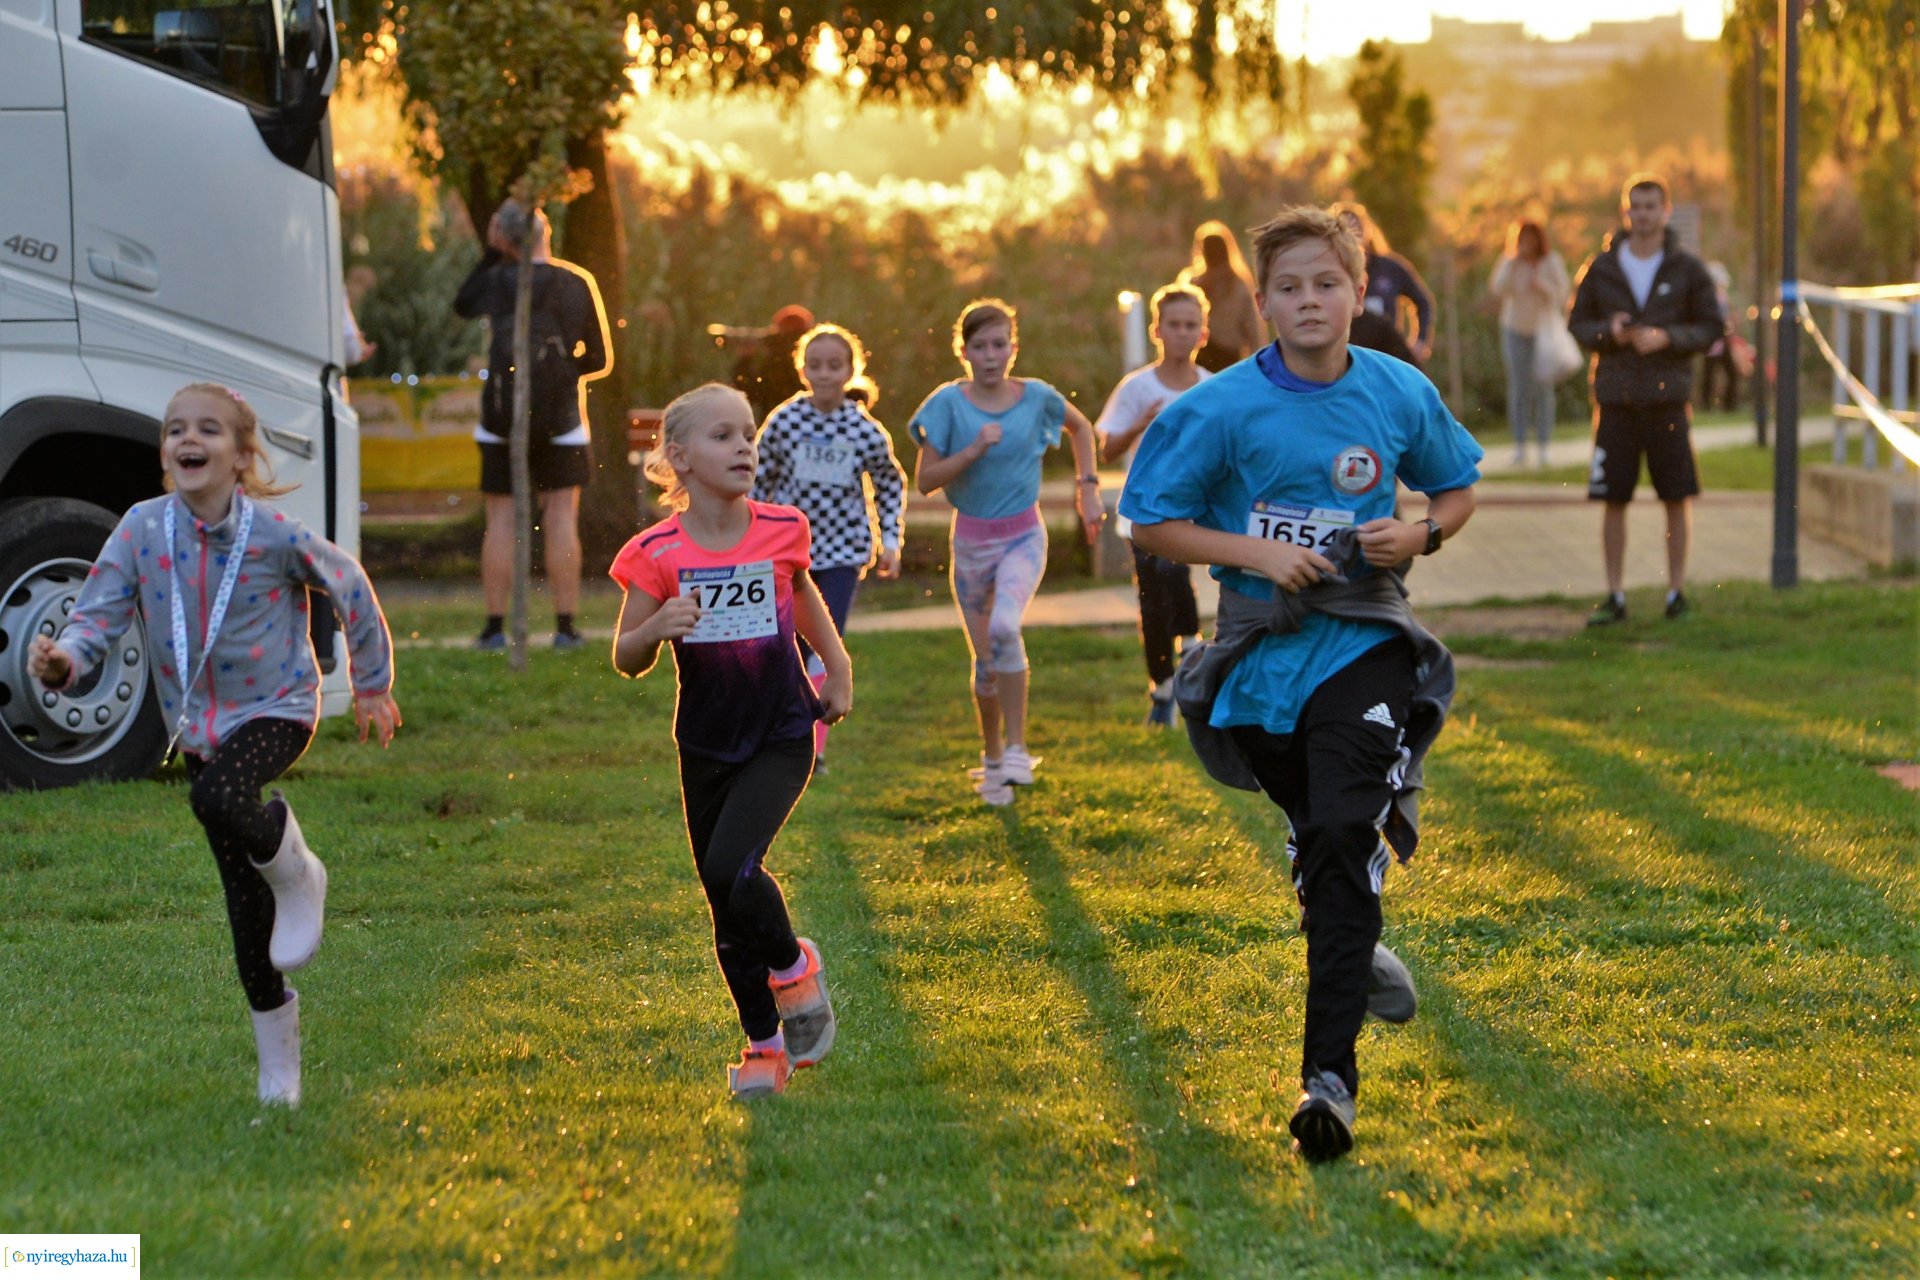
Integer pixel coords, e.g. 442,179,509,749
250,988,301,1107
253,790,326,972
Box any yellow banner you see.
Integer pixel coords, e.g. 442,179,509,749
351,375,484,492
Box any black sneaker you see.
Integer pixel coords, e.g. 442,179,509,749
1586,596,1628,628
1289,1069,1356,1163
1366,943,1418,1024
1664,592,1690,620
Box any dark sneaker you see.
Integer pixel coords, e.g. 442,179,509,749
1366,943,1418,1024
1289,1069,1357,1163
769,938,836,1068
552,630,585,651
727,1045,790,1098
1144,694,1176,728
474,629,507,651
1664,592,1690,620
1586,596,1628,628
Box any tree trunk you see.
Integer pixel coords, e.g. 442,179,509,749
562,131,637,555
509,228,536,673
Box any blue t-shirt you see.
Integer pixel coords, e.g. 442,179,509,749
1119,345,1484,734
907,379,1069,518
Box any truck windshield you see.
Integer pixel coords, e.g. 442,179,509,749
81,0,288,110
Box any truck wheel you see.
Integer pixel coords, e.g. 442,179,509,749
0,498,168,790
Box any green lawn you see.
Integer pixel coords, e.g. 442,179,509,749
3,580,1915,1277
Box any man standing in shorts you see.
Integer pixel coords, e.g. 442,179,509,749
1569,173,1722,625
455,200,612,650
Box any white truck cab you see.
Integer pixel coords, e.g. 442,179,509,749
0,0,356,788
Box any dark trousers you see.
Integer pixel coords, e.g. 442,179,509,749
798,565,860,668
1229,637,1416,1098
678,738,812,1041
1132,543,1200,685
184,717,314,1011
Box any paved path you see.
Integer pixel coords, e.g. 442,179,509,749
851,418,1862,633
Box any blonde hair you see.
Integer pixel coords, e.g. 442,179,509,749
1180,220,1256,293
793,323,868,381
951,298,1017,361
163,382,296,498
644,383,751,512
1249,206,1366,295
1150,282,1210,323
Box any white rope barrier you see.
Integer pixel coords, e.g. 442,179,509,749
1797,298,1920,468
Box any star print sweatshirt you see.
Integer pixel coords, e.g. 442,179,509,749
54,492,394,757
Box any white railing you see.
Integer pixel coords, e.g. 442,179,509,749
1795,281,1920,470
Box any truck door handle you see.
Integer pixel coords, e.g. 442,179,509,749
86,251,158,293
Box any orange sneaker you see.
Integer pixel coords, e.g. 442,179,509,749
769,937,836,1068
727,1045,791,1098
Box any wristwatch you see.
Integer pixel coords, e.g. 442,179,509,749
1419,517,1444,555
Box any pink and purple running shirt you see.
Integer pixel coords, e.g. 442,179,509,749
609,500,823,762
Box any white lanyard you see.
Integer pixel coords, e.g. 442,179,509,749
165,493,254,753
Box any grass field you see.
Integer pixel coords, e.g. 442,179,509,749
3,580,1915,1277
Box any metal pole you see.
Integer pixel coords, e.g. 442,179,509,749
1749,24,1770,445
1771,0,1801,589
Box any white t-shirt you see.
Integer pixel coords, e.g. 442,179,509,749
1096,362,1210,538
1095,363,1212,470
1621,245,1664,309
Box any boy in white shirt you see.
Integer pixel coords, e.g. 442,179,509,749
1095,283,1215,726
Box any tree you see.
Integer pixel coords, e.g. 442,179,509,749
394,3,629,671
350,3,1290,568
1346,40,1434,255
1722,0,1919,282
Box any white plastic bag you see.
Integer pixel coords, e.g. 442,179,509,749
1534,313,1584,384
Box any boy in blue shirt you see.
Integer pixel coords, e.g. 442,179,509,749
1120,206,1482,1162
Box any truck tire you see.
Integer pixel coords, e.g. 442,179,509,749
0,497,168,790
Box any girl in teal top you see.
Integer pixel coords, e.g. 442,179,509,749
907,298,1103,804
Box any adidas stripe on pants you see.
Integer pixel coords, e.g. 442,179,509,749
1229,635,1418,1101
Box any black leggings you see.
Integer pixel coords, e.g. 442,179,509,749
1132,543,1200,684
678,738,812,1041
1229,637,1417,1099
184,717,313,1011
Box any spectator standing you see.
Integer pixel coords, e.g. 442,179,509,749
1489,217,1572,467
454,199,612,651
1179,221,1264,372
1567,174,1723,625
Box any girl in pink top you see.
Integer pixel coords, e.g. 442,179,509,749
609,383,850,1099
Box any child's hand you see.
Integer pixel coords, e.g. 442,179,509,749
27,637,72,688
817,669,853,724
1356,517,1422,567
1249,539,1337,593
973,421,1004,453
876,548,902,580
646,594,703,642
355,691,403,748
1074,483,1105,545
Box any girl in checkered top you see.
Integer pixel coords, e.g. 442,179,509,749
751,324,907,770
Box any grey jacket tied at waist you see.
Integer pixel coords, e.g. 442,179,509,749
1170,526,1456,862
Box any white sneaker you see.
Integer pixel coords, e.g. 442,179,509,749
968,757,1016,806
999,744,1038,786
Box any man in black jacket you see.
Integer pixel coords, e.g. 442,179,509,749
1568,174,1722,624
454,200,612,651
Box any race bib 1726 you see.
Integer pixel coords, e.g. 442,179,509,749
679,560,778,643
1246,501,1355,548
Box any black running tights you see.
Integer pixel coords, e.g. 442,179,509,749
183,717,313,1011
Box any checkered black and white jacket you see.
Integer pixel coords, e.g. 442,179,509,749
752,394,908,572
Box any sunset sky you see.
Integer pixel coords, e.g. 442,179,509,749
1286,1,1726,60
